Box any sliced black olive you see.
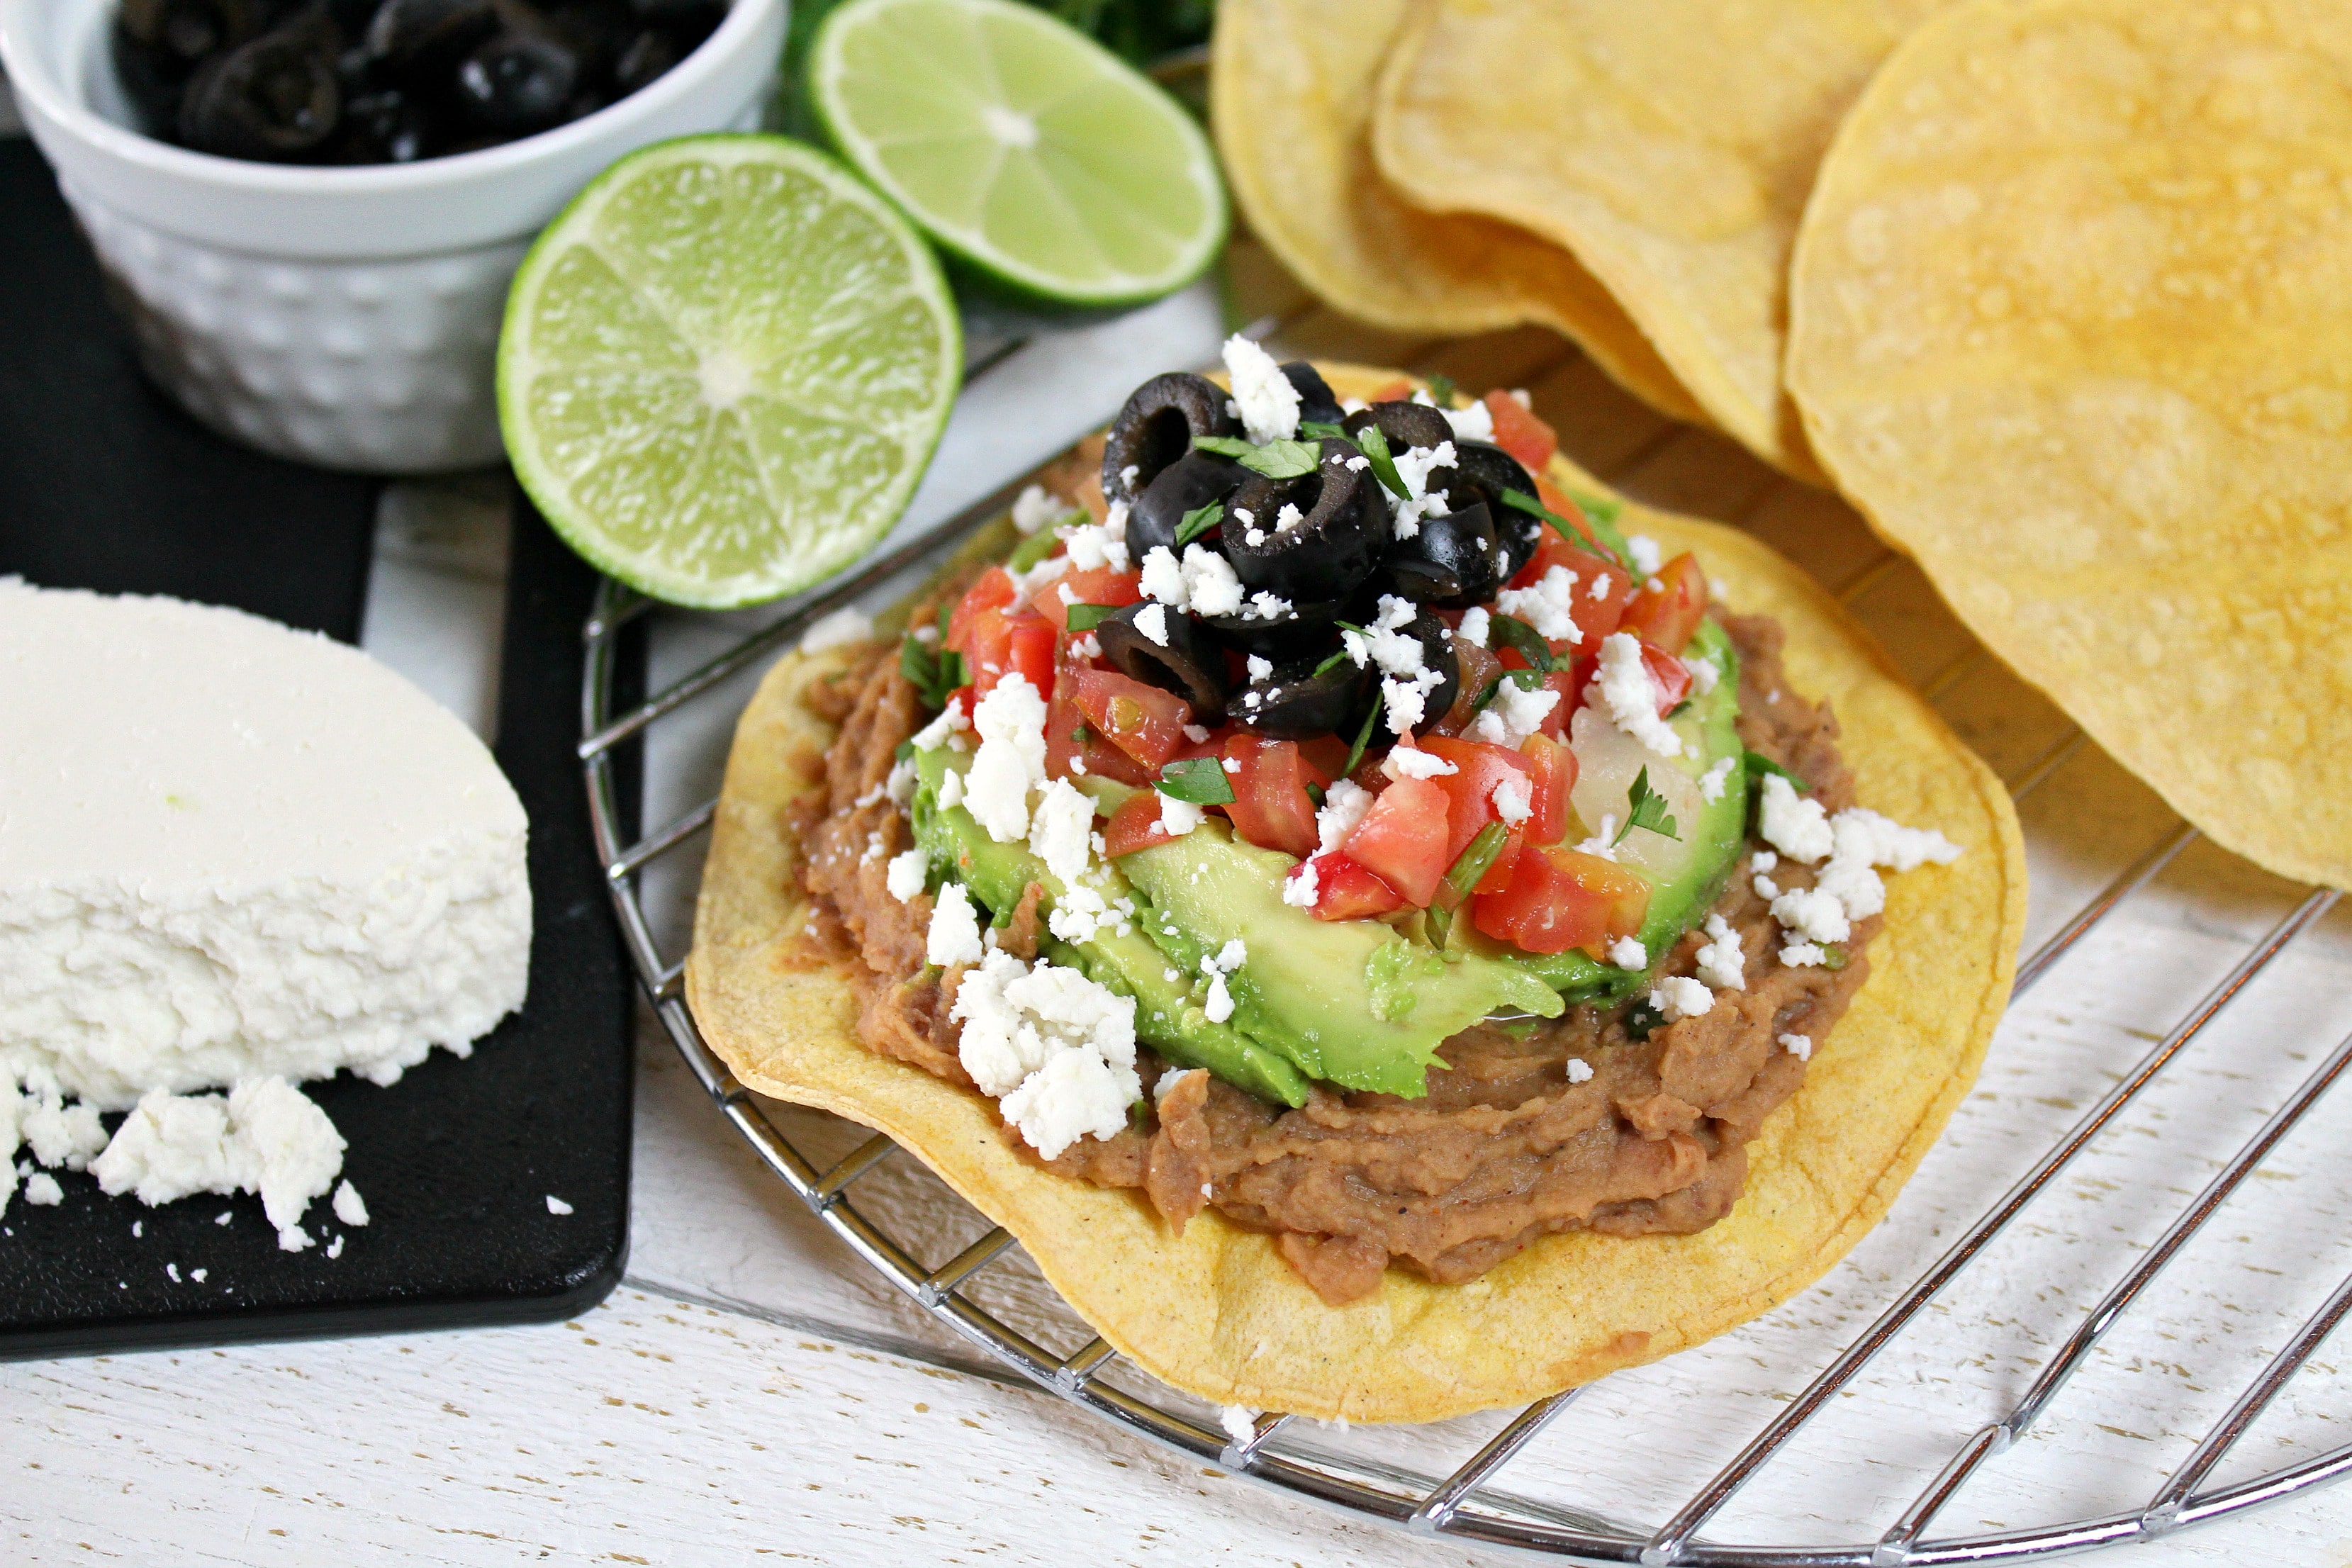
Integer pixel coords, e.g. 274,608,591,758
1221,437,1386,603
1343,398,1452,456
1440,442,1544,578
1099,372,1241,505
118,0,274,57
1339,603,1461,734
1197,596,1345,658
1279,361,1343,427
1126,449,1247,560
457,29,578,131
612,28,678,94
1381,501,1508,610
365,0,498,79
332,86,436,162
1094,602,1228,723
1233,654,1372,740
178,18,342,160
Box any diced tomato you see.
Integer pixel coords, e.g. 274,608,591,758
1070,667,1187,771
946,567,1019,656
1485,391,1557,474
1472,844,1651,957
1640,641,1692,717
1045,673,1151,788
1533,666,1586,741
1342,778,1451,907
1518,734,1576,846
1418,737,1535,883
1298,852,1406,922
1031,565,1142,632
1222,734,1321,860
1295,734,1351,786
1369,379,1415,403
1618,551,1708,656
1103,791,1177,857
961,607,1057,702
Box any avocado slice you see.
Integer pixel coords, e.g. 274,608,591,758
1117,821,1564,1099
1486,617,1749,1002
909,747,1314,1107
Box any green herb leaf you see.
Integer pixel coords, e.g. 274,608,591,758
899,635,965,710
1423,371,1457,407
1350,422,1411,500
1006,528,1060,573
1343,698,1383,777
1298,420,1347,439
1306,783,1326,807
1175,500,1223,548
1064,603,1116,633
1486,613,1555,676
1613,765,1681,846
1468,668,1543,717
1498,488,1637,576
1621,997,1666,1042
1158,756,1238,807
1194,434,1321,480
936,601,954,642
1312,647,1353,678
1444,822,1509,904
1745,751,1808,792
892,739,915,763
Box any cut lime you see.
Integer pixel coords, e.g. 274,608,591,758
498,135,962,609
807,0,1226,311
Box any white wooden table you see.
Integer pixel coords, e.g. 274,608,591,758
7,125,2352,1561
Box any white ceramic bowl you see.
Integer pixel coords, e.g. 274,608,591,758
0,0,786,474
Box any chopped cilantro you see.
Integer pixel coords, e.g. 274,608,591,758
1064,603,1116,633
1470,668,1544,717
1343,699,1382,777
1299,419,1347,439
1193,435,1322,480
1497,487,1637,576
1312,647,1353,678
900,636,965,710
1005,529,1059,573
1423,371,1457,407
1158,756,1237,807
1486,612,1555,675
1613,766,1681,846
1443,822,1510,905
1175,500,1223,548
1746,751,1808,791
1349,422,1411,500
1621,998,1666,1041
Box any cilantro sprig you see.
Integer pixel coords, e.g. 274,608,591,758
1158,756,1237,807
1175,500,1223,548
1349,422,1411,501
1499,488,1637,576
1613,766,1681,847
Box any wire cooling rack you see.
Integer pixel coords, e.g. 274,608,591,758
573,470,2352,1565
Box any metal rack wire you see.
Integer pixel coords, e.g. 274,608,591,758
576,479,2352,1565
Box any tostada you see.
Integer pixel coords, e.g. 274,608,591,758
688,352,2024,1423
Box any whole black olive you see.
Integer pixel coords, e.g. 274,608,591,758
612,28,678,94
118,0,275,57
1094,603,1229,723
1280,361,1344,427
1439,442,1544,578
457,30,578,131
1221,437,1387,605
1343,398,1453,456
1382,502,1508,610
1100,372,1241,505
366,0,498,79
1126,449,1247,560
178,18,342,160
1232,651,1372,740
333,86,436,162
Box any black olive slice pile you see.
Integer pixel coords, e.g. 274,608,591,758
1439,442,1545,579
1095,601,1229,723
1280,361,1344,428
1231,654,1372,740
1099,373,1241,507
1221,437,1386,603
1343,398,1454,455
113,0,729,164
1381,501,1507,610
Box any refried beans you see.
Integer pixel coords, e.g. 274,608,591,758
786,606,1875,1306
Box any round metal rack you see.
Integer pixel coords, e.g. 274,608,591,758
574,477,2352,1566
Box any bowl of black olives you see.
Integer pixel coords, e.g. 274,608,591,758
0,0,785,472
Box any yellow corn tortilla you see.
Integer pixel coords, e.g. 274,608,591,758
1210,0,1709,428
1370,0,1962,483
1786,0,2352,892
687,364,2027,1423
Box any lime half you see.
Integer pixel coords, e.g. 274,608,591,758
499,135,961,609
808,0,1226,310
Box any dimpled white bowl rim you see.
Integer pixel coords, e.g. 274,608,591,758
0,0,786,474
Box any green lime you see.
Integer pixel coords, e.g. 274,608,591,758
498,134,962,610
807,0,1226,311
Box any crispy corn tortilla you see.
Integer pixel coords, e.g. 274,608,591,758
1371,0,1961,483
1210,0,1708,428
1786,0,2352,892
688,364,2026,1423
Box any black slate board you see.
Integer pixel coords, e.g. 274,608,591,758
0,138,639,1355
